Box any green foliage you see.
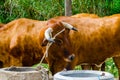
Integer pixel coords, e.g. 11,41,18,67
0,0,120,23
33,63,49,69
110,0,120,14
0,0,64,23
105,58,118,77
72,0,113,16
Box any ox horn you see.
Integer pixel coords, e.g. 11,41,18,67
45,27,55,42
61,22,78,31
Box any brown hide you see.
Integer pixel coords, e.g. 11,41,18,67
71,13,99,18
39,19,75,75
72,14,120,74
72,14,120,79
71,13,100,70
0,18,47,67
70,14,120,66
48,14,120,76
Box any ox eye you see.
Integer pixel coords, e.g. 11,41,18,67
64,49,69,57
55,39,63,46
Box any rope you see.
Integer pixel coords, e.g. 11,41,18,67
39,42,52,65
35,28,66,80
39,28,65,65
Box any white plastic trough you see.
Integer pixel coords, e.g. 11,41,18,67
54,70,114,80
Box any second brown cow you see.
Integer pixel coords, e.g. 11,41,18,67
47,14,120,78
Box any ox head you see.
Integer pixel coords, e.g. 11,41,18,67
39,20,77,75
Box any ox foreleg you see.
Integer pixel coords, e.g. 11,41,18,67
0,61,3,68
101,62,105,71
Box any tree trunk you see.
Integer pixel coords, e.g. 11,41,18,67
65,0,72,16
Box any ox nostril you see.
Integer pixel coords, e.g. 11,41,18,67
68,54,75,61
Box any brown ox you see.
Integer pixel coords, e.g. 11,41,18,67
0,18,47,67
0,18,76,75
47,14,120,78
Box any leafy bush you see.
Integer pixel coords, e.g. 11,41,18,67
110,0,120,14
0,0,120,23
0,0,64,23
105,58,118,77
72,0,114,16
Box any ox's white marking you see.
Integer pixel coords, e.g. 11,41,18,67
61,22,78,31
45,28,54,42
45,28,65,57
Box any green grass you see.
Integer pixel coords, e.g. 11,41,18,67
32,63,49,69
